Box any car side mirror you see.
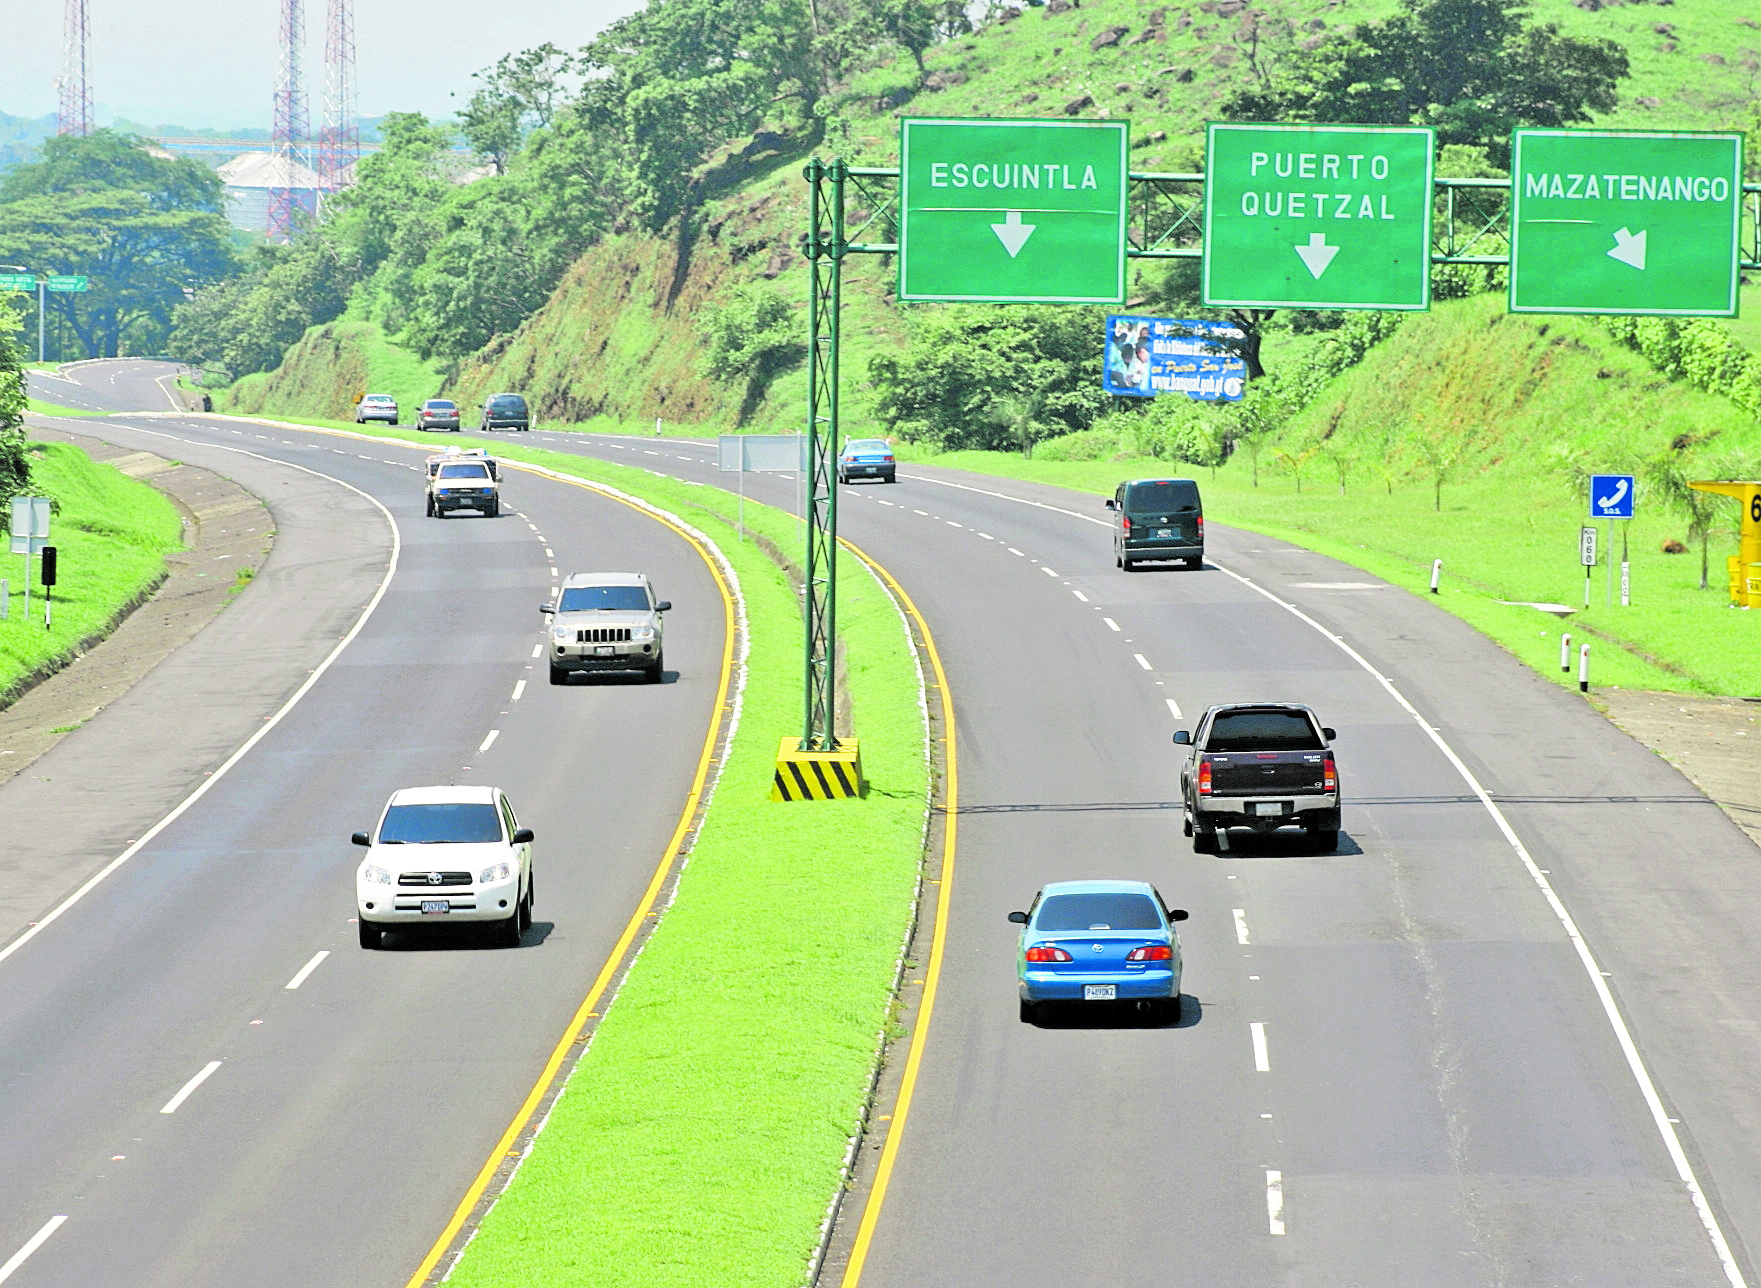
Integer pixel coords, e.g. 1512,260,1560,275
1167,908,1189,922
1322,727,1336,741
1172,730,1191,745
1104,498,1116,510
1007,910,1028,924
655,601,671,612
511,828,534,844
351,832,371,847
540,603,554,615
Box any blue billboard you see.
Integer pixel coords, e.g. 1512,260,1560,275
1103,316,1247,400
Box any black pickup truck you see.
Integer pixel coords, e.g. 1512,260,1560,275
1174,703,1340,852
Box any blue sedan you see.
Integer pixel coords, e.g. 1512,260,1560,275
1008,880,1188,1023
837,438,896,484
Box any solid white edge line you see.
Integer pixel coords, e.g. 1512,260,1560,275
1206,559,1749,1288
0,434,404,973
1166,697,1183,721
160,1060,223,1114
0,1214,67,1285
1251,1022,1270,1072
1134,653,1153,671
1233,908,1250,945
478,729,500,753
1266,1170,1285,1236
284,949,330,990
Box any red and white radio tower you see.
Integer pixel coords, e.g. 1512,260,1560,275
318,0,358,206
58,0,95,136
268,0,310,243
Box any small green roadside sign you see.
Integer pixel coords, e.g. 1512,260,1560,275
1509,130,1743,316
45,275,88,292
1204,123,1435,311
898,117,1128,303
0,273,36,292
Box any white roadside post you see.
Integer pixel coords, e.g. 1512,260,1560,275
1429,559,1442,594
1560,632,1571,673
1578,642,1591,694
1,577,8,621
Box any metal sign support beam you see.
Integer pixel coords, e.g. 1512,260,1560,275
801,158,845,751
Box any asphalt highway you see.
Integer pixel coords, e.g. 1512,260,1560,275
8,371,1760,1286
3,365,730,1286
516,428,1761,1286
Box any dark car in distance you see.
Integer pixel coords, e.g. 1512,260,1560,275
480,393,530,432
1107,477,1203,570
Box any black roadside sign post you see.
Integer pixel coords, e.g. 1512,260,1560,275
40,544,57,628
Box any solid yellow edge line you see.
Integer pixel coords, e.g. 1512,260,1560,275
837,539,957,1288
400,474,737,1288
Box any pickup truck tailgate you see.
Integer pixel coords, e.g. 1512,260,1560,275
1208,751,1327,794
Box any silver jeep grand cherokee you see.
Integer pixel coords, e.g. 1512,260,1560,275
542,572,671,684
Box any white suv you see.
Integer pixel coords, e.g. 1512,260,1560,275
352,785,533,948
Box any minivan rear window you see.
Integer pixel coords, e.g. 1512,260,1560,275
1035,893,1162,931
489,395,526,411
1206,710,1322,751
1125,480,1200,512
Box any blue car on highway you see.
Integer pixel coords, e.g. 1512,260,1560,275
1009,879,1188,1023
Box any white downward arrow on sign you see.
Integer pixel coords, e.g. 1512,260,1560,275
991,210,1037,258
1294,233,1339,280
1608,226,1647,271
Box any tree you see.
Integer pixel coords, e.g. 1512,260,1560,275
1222,0,1629,165
1644,448,1740,591
0,131,237,358
696,285,803,424
0,299,27,498
456,43,584,174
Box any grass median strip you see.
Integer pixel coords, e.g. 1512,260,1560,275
1,441,184,702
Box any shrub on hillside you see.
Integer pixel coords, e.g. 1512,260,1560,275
0,301,27,497
1599,316,1761,421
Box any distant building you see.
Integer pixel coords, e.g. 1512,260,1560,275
217,151,334,234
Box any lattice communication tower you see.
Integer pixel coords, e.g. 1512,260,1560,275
269,0,310,242
58,0,95,136
318,0,358,205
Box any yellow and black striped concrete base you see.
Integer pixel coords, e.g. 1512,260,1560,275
772,738,864,801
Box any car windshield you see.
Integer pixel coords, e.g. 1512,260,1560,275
1206,710,1323,751
559,584,650,611
425,401,455,410
437,463,490,479
1035,893,1163,932
844,441,889,455
1125,481,1199,512
378,802,502,843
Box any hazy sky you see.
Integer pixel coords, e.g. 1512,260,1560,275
7,0,645,131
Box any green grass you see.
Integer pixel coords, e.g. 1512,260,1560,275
218,319,447,423
239,412,931,1285
0,441,186,700
26,398,97,417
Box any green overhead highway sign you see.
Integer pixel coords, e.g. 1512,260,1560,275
1509,130,1743,316
898,117,1128,303
1203,123,1435,311
45,275,88,292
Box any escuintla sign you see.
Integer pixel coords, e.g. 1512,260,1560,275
1204,122,1435,311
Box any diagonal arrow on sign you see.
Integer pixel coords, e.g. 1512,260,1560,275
990,210,1037,258
1293,233,1339,280
1607,226,1647,271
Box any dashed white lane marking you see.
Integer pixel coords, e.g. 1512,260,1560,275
550,586,559,598
977,532,993,540
530,644,541,659
1233,909,1251,945
0,1214,67,1283
875,499,895,507
160,1061,223,1114
284,950,330,990
1041,566,1059,577
1251,1022,1270,1072
544,548,553,558
1103,618,1120,632
1134,654,1153,671
913,509,929,516
478,730,500,753
549,567,558,578
1166,697,1184,721
1072,589,1089,602
946,520,963,528
1007,547,1025,557
511,680,526,702
1267,1171,1286,1235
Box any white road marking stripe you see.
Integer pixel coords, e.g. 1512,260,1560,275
160,1061,222,1114
977,532,993,540
1233,909,1250,944
550,586,559,597
544,548,553,558
284,950,330,990
1166,697,1183,720
946,520,962,528
531,644,541,659
550,567,558,577
1007,547,1025,556
0,1215,67,1284
1266,1170,1286,1235
1251,1022,1270,1071
913,509,929,516
1041,566,1058,577
1135,654,1153,670
1103,618,1120,632
478,729,500,753
1072,589,1088,602
511,680,526,701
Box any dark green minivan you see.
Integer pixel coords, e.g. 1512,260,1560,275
480,392,530,432
1106,478,1203,570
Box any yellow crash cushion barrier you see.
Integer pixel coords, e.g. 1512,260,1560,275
772,737,864,802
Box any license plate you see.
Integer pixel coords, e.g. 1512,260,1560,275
1157,527,1172,537
1251,801,1287,816
595,645,615,655
1083,984,1116,1001
420,899,450,914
